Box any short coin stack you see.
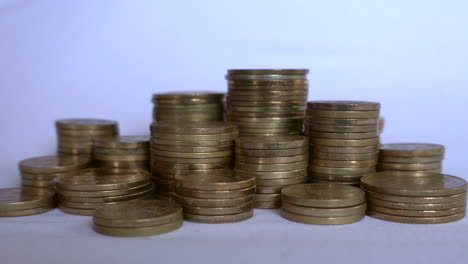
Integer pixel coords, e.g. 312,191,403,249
305,101,381,186
226,69,309,136
56,118,119,157
56,169,154,215
93,135,150,172
92,200,183,237
151,92,225,122
0,187,56,217
150,122,238,198
19,155,90,190
174,172,255,223
362,172,467,224
281,183,366,225
234,136,309,209
378,143,444,173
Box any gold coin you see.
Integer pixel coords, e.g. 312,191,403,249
151,144,232,153
377,162,442,171
227,69,309,75
228,90,307,96
0,205,55,217
236,147,307,157
95,160,149,169
239,132,301,137
57,182,153,198
58,185,154,203
93,219,182,237
256,185,285,194
227,101,306,107
282,201,366,217
232,120,303,127
305,117,379,125
367,196,466,210
56,118,118,130
310,145,378,154
151,150,232,159
256,175,308,187
152,131,239,141
310,138,379,147
366,210,465,224
227,79,307,86
235,161,308,172
378,155,444,163
183,209,253,223
175,186,255,199
306,109,379,119
379,143,445,157
58,147,93,155
155,103,222,110
364,189,466,204
58,205,95,215
307,101,380,111
152,168,231,180
227,116,304,123
57,129,117,137
235,154,308,164
22,179,55,188
93,135,149,149
227,74,307,81
309,165,375,175
152,155,232,164
229,106,306,113
306,131,379,140
234,168,307,180
236,127,301,134
361,171,467,196
281,183,365,208
21,172,61,181
173,193,253,208
308,172,367,183
94,154,149,162
94,148,148,155
254,201,282,209
367,204,466,217
281,209,364,225
19,155,90,174
306,124,378,133
181,202,252,215
307,180,359,186
227,95,307,101
0,187,55,211
311,159,377,168
174,174,255,191
152,91,224,101
377,168,443,173
151,138,234,147
59,196,151,210
150,122,237,135
253,193,282,202
311,151,378,161
151,160,231,170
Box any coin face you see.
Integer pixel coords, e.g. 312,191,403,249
379,143,445,157
19,155,90,174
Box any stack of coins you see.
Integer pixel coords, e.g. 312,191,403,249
174,173,255,223
93,135,150,172
19,155,90,190
150,122,238,198
305,101,381,185
56,169,154,215
280,183,366,225
225,69,309,136
151,92,225,122
234,136,309,209
56,118,119,157
362,172,466,224
0,187,56,217
378,143,444,173
92,200,183,237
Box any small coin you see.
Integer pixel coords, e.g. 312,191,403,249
0,205,55,217
227,95,307,101
234,168,307,180
235,161,308,172
174,174,255,191
227,90,307,96
254,201,282,209
21,171,73,181
151,150,232,159
58,205,95,215
152,91,224,101
236,147,307,157
93,219,183,237
94,154,149,162
307,101,380,111
0,187,55,211
227,101,306,107
310,138,380,147
282,201,366,217
306,109,379,119
307,180,359,186
379,143,445,157
236,127,301,134
305,117,379,126
239,132,301,137
256,175,308,187
155,104,222,110
181,202,252,215
226,74,307,81
367,204,466,217
228,106,306,113
311,159,377,168
175,186,255,199
310,151,379,161
366,210,465,224
152,155,232,164
232,120,303,128
151,138,233,147
151,160,231,171
56,118,118,130
95,160,149,169
152,132,239,141
236,135,308,150
253,193,282,202
19,155,90,174
57,182,153,198
227,79,307,86
227,69,309,75
152,168,231,180
377,162,442,171
57,129,117,137
227,116,304,123
21,179,55,188
183,209,253,223
151,144,232,153
306,124,378,133
308,172,367,183
367,196,466,210
150,122,237,135
281,210,364,225
59,196,151,210
310,145,378,154
58,186,154,203
94,148,148,155
173,193,253,208
364,189,466,204
235,154,308,164
93,135,149,149
306,131,379,140
378,155,444,164
309,165,376,175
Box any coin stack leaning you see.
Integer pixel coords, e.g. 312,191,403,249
226,69,309,136
174,172,255,223
0,187,56,217
234,135,309,209
362,171,467,224
281,183,366,225
93,135,150,173
56,169,154,215
378,143,444,173
19,155,90,190
150,122,238,198
151,92,225,122
56,118,119,157
92,200,183,237
305,101,381,186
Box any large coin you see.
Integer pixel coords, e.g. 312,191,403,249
227,116,304,123
57,182,153,198
183,209,253,223
281,183,365,208
377,162,442,171
92,219,183,237
58,205,95,216
367,204,466,217
175,186,255,199
19,155,89,174
308,180,359,186
56,118,118,130
367,196,466,210
236,127,301,134
150,122,237,135
378,155,444,163
309,165,375,175
228,106,306,112
152,91,224,101
310,145,378,154
57,129,117,137
310,151,378,161
307,101,380,111
227,74,307,80
366,210,465,224
21,171,76,181
235,154,308,164
173,193,252,208
281,210,364,225
175,174,255,191
233,120,303,127
236,147,307,157
95,160,149,169
306,124,378,133
181,202,252,215
282,201,366,217
305,117,379,125
234,168,307,180
364,189,466,204
94,135,149,149
227,101,306,107
306,131,379,140
58,185,154,203
236,135,308,150
256,175,307,187
379,143,445,157
227,79,307,86
235,161,308,172
0,187,55,211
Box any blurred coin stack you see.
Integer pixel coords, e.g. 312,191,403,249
281,183,366,225
93,136,150,173
56,169,154,215
0,187,56,217
150,122,238,198
56,118,119,157
151,92,225,122
174,173,255,223
92,200,183,237
378,143,444,173
362,172,466,224
19,155,90,190
305,101,381,186
234,136,309,209
225,69,309,136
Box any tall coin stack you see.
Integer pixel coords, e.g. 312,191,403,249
19,155,90,190
93,136,150,173
226,69,309,136
174,173,255,223
151,92,225,122
362,172,466,224
56,119,119,157
150,122,238,198
378,143,444,173
56,169,154,215
305,101,381,186
234,136,309,209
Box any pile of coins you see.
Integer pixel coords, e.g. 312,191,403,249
281,183,366,225
19,155,90,190
56,169,154,215
93,135,150,172
226,69,309,136
151,92,225,122
234,136,309,209
305,101,381,186
150,122,238,198
362,172,467,224
378,143,444,173
92,200,183,237
56,118,119,157
0,187,56,217
174,173,255,223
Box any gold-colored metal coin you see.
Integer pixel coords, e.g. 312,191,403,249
228,105,306,112
183,209,253,223
236,147,307,157
227,69,309,75
58,205,95,215
228,89,307,96
309,165,376,175
379,143,445,157
254,201,282,209
378,155,444,164
234,168,308,180
306,109,379,119
174,174,255,191
366,210,465,224
21,171,67,181
59,195,152,210
311,151,378,161
175,186,255,199
94,148,148,155
152,91,224,101
57,129,117,137
95,160,149,169
151,144,232,153
256,185,285,194
56,118,118,130
367,204,466,217
236,127,301,134
173,193,253,208
310,138,379,147
364,189,467,204
19,155,90,174
0,187,55,211
57,182,153,198
151,138,233,147
151,150,232,159
305,117,379,125
0,205,55,217
22,179,55,188
152,155,232,164
361,171,467,196
377,162,442,171
310,145,378,154
240,132,301,137
253,193,282,202
181,202,252,215
235,154,308,164
58,141,94,148
227,101,305,107
94,154,149,162
306,124,378,133
281,210,364,225
152,168,231,180
227,79,307,86
311,159,377,168
227,74,307,81
152,131,239,141
307,101,380,111
58,147,93,155
93,135,150,149
282,183,365,208
58,185,154,203
306,131,379,140
308,180,359,186
93,219,183,237
282,201,366,217
227,95,307,101
151,160,231,171
155,104,222,110
367,196,466,210
256,175,308,187
235,161,308,172
227,116,304,123
308,172,368,183
236,135,308,150
150,122,237,135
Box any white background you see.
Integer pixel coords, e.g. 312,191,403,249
0,0,467,263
